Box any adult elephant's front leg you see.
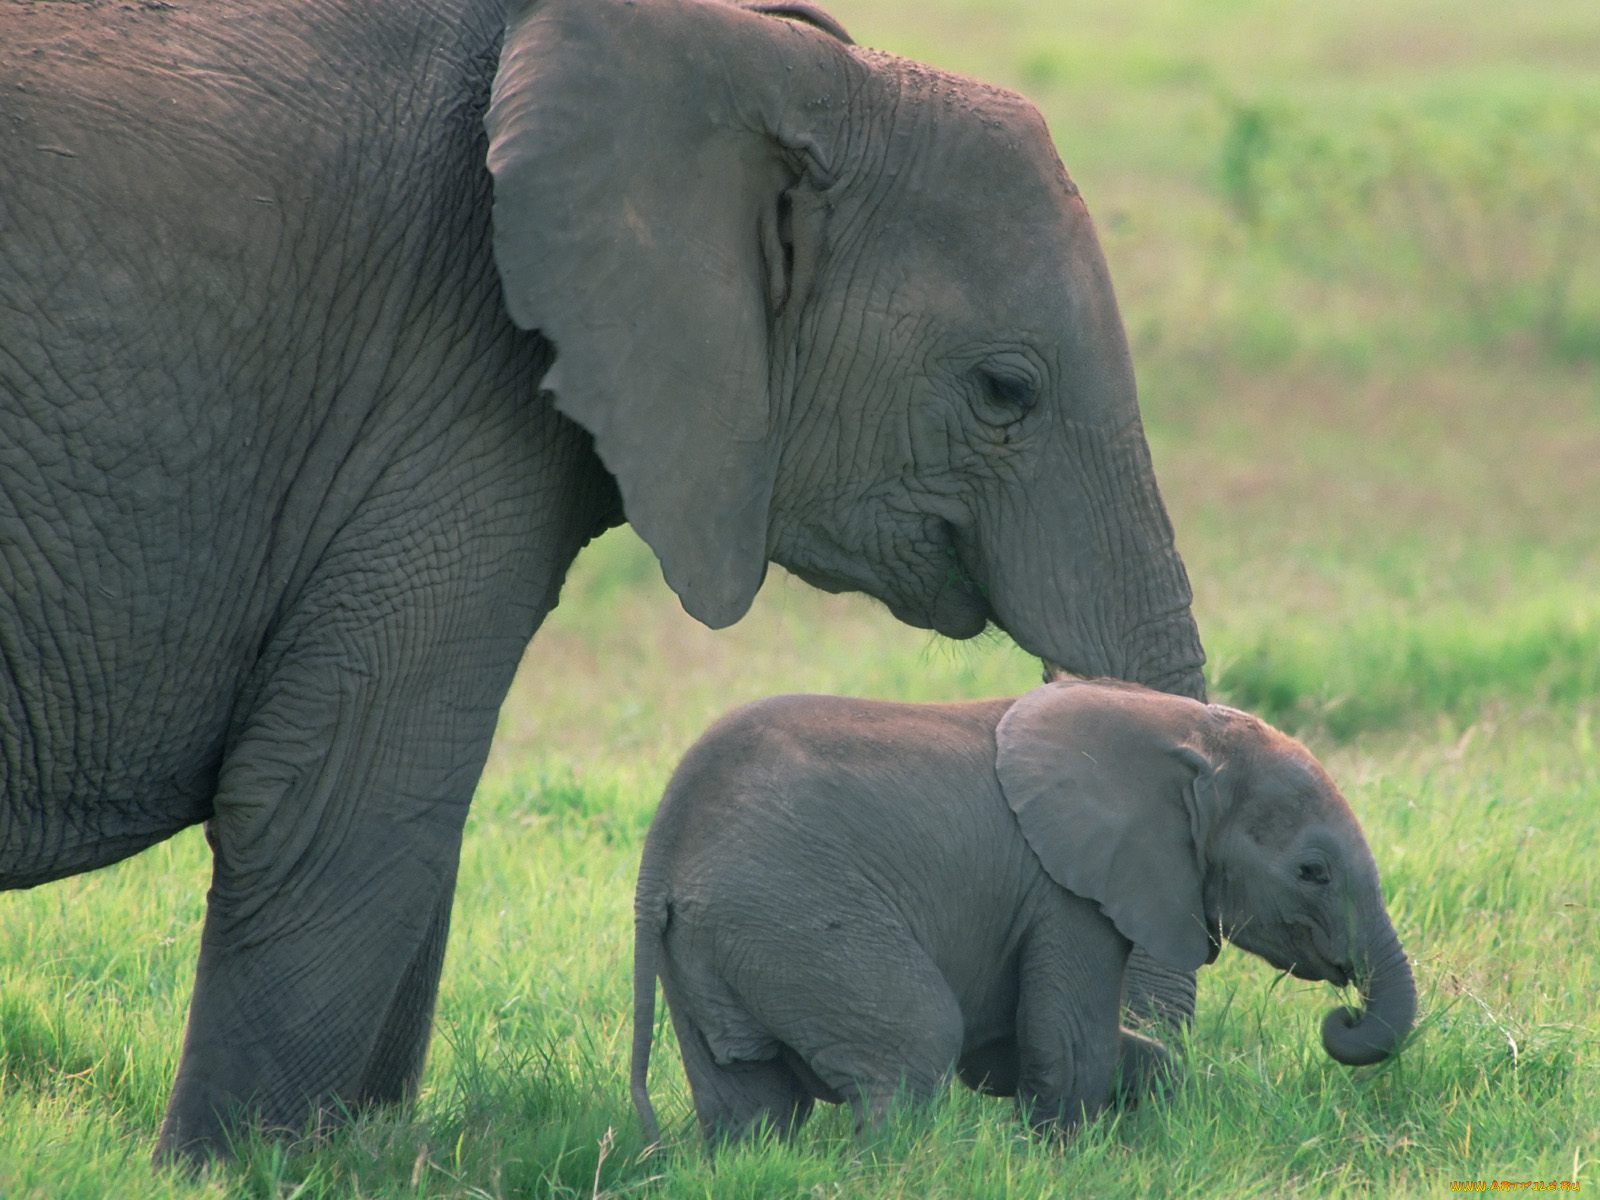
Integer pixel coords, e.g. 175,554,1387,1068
1122,948,1196,1031
155,568,528,1164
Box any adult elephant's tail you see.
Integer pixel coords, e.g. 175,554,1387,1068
631,893,669,1145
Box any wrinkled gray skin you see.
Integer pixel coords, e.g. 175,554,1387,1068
633,680,1415,1144
1,0,1205,1165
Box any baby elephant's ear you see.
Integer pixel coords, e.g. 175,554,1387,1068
995,681,1219,971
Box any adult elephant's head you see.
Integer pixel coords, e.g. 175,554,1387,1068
487,0,1205,698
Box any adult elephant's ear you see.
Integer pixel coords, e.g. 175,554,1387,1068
739,1,854,43
487,0,845,628
995,681,1222,972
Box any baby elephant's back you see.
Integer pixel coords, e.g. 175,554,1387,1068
640,693,1033,950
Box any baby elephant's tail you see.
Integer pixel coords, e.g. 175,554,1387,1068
631,890,668,1145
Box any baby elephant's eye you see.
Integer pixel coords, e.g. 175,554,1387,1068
1297,861,1331,885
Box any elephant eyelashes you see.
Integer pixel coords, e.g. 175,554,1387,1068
1298,861,1331,885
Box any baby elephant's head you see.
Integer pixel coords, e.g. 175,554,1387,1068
995,679,1416,1066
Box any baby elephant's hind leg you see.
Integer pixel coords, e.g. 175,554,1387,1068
798,963,966,1136
672,1015,815,1145
701,921,966,1140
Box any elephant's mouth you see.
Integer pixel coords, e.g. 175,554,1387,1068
1288,959,1351,988
878,525,994,639
880,588,990,640
1244,929,1351,987
918,525,995,639
924,575,991,639
1252,919,1350,987
782,551,993,640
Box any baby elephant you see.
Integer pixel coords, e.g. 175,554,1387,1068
630,679,1415,1144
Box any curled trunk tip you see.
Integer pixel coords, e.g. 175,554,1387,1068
1321,1004,1400,1066
1320,935,1417,1066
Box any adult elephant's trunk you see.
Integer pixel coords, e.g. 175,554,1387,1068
1321,919,1416,1066
961,164,1207,704
989,417,1208,705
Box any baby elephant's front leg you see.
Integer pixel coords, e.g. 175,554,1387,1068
1115,1028,1175,1105
1013,1029,1171,1133
1013,897,1131,1134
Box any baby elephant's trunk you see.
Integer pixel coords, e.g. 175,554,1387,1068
1320,917,1415,1066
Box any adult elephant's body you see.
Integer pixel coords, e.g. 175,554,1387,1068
0,0,1205,1163
3,0,611,1154
3,0,599,872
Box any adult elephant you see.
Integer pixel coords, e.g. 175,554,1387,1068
0,0,1205,1165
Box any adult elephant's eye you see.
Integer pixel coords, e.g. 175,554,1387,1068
1297,861,1330,885
974,367,1038,425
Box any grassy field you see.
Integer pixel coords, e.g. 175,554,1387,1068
4,0,1598,1195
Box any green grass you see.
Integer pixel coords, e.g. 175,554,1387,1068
5,0,1600,1194
5,711,1596,1197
